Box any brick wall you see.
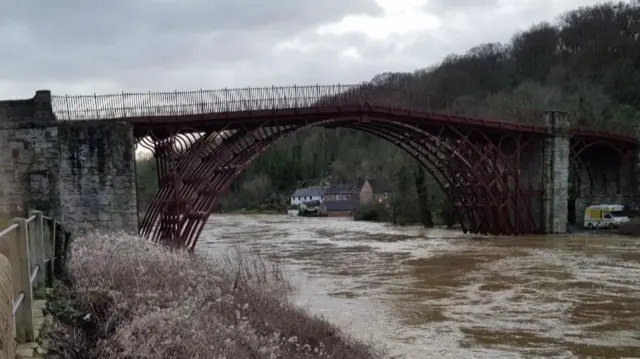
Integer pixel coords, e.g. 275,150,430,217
0,253,15,359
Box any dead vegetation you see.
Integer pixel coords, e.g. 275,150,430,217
45,232,385,359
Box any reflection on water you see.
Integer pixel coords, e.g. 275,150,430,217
197,215,640,359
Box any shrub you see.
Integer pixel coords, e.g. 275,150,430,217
45,232,384,359
354,203,389,222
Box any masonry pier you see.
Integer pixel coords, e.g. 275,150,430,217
542,110,570,234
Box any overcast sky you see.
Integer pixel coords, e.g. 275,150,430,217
0,0,619,99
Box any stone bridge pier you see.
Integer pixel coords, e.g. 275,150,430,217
515,111,571,234
0,91,138,236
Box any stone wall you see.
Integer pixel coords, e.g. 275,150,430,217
58,121,138,236
0,91,59,218
0,253,15,359
542,111,570,233
0,91,139,236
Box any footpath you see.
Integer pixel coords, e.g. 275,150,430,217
14,299,52,359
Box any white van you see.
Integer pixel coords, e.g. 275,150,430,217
584,204,631,229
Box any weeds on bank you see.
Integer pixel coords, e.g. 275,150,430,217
45,232,384,359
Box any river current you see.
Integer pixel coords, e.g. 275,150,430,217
197,214,640,359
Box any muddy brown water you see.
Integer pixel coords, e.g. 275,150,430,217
197,215,640,359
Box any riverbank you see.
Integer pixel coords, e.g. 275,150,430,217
44,232,383,359
14,299,52,359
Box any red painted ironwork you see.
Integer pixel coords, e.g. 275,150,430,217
133,117,546,250
570,138,636,198
47,83,639,249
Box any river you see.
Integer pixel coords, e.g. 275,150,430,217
197,214,640,359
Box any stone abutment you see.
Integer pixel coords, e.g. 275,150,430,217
0,91,138,236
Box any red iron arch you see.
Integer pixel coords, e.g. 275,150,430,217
569,138,635,197
138,118,541,250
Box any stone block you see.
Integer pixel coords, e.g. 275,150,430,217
16,346,35,358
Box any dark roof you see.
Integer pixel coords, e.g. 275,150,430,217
367,179,393,193
324,200,357,211
325,183,356,194
291,187,325,197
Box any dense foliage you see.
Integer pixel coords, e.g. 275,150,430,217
137,1,640,226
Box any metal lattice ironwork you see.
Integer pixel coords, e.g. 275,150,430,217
135,118,546,250
570,138,636,199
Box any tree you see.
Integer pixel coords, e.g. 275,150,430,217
414,165,434,227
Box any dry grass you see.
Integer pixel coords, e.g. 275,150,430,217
45,232,385,359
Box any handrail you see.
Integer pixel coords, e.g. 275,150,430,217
0,210,62,346
0,223,18,240
29,265,39,284
11,293,24,315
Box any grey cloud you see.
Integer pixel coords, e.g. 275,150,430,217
0,0,615,99
424,0,501,15
3,0,383,40
0,0,382,87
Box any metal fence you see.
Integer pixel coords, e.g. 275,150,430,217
0,211,61,343
49,84,636,138
50,84,547,127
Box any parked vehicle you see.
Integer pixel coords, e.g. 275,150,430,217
287,204,300,217
584,204,631,229
298,200,328,217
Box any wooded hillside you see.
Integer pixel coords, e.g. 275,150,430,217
137,1,640,225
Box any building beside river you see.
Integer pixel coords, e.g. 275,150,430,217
290,180,393,217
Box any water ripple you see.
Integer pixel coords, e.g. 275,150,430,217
197,215,640,359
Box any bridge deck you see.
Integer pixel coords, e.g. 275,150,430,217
48,84,636,144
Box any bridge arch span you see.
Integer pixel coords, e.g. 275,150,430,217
138,117,541,250
567,138,637,225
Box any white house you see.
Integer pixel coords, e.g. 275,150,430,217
290,187,325,206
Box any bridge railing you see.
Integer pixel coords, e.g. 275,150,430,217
50,84,637,138
51,84,547,128
0,211,61,344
